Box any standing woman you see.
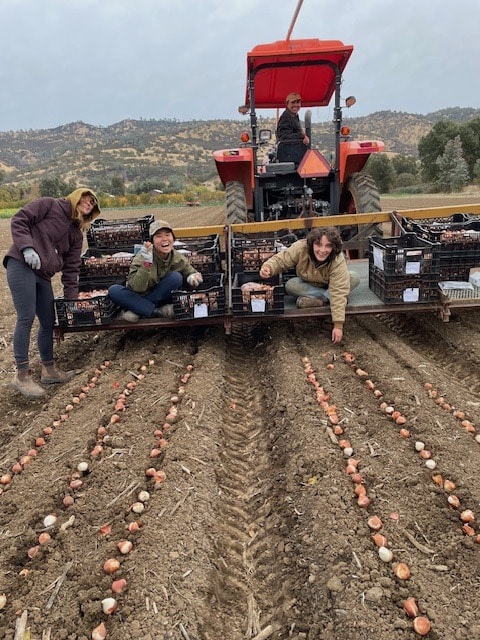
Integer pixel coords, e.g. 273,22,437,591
3,188,100,398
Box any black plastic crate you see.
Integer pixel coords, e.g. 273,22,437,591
232,231,297,272
439,265,471,282
369,233,440,276
403,213,473,229
80,248,134,280
87,214,154,250
369,267,440,304
404,218,480,261
55,283,118,327
174,235,221,274
231,273,284,316
172,273,225,320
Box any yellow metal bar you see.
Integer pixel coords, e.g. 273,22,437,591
387,203,480,220
174,225,225,237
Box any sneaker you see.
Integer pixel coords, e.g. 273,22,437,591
158,304,175,319
296,296,328,309
122,310,140,323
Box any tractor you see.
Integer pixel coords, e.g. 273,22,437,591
213,37,385,247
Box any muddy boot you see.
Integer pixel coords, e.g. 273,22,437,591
296,295,328,309
11,369,46,398
40,362,76,384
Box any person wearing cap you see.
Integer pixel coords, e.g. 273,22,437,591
276,92,310,164
108,219,203,323
4,188,101,398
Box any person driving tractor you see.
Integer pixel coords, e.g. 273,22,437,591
276,92,310,164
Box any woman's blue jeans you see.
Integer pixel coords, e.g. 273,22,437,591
6,257,55,369
108,271,183,317
285,272,360,301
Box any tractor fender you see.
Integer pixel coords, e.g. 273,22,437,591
213,147,255,210
338,140,384,186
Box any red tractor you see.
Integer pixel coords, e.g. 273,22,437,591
213,37,385,243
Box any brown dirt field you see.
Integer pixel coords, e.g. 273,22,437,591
1,195,480,640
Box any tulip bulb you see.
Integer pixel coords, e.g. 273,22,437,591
92,622,107,639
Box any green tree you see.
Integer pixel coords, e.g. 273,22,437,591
458,116,480,177
39,176,75,198
395,173,418,188
435,136,469,192
365,154,396,193
418,120,460,183
473,158,480,185
110,175,125,196
391,154,419,177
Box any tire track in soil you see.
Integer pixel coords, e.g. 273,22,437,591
207,325,293,639
364,312,480,395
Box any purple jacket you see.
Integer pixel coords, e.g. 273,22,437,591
3,197,83,299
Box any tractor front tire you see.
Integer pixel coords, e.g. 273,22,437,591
225,181,249,225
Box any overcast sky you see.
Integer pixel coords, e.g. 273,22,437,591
0,0,478,132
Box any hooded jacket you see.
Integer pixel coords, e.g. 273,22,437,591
3,188,100,299
126,248,198,294
261,239,351,327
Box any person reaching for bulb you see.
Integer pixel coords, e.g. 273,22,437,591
108,219,203,323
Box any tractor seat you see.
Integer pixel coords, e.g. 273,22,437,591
276,141,307,165
265,162,295,174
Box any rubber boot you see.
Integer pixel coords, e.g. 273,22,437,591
11,369,46,398
40,362,76,384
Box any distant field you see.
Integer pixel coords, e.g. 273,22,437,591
2,191,480,223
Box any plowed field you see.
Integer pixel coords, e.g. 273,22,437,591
1,195,480,640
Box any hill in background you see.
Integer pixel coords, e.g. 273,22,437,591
0,107,478,191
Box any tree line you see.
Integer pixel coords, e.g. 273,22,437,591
367,116,480,194
0,115,479,210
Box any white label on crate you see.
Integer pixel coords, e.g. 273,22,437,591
251,298,266,313
194,302,208,318
403,287,420,302
405,260,421,275
373,247,384,271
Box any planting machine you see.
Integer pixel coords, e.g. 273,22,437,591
53,33,480,340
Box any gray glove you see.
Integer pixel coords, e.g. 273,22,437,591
140,246,153,268
187,272,203,288
23,248,41,270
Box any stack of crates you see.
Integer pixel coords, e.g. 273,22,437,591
402,214,480,281
171,235,225,320
55,215,153,328
368,233,441,304
230,232,297,316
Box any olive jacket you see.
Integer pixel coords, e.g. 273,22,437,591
126,249,198,294
261,239,351,326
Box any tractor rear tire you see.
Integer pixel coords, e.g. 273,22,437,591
225,181,249,225
342,172,381,214
339,172,382,247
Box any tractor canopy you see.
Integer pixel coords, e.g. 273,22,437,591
244,38,353,109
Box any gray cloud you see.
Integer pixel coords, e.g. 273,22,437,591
0,0,478,131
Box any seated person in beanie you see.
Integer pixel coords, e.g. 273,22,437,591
276,92,310,164
108,220,203,322
259,227,359,344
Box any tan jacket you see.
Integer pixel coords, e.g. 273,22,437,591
262,239,351,326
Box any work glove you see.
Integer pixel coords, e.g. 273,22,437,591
23,247,41,270
187,272,203,288
140,243,153,268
